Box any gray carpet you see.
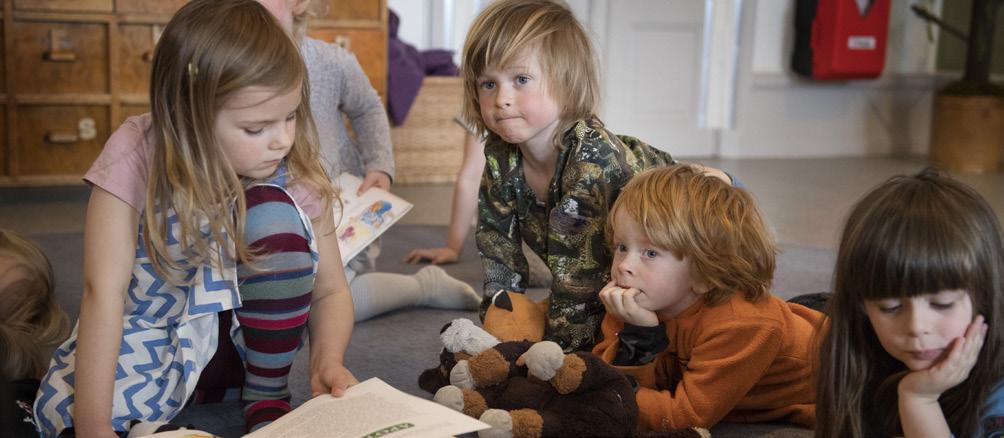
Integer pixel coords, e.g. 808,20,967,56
33,225,830,437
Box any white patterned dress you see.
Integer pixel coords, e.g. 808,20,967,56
33,169,317,437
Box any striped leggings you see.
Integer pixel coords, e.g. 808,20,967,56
195,185,314,432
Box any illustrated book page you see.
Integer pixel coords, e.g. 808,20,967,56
334,173,413,266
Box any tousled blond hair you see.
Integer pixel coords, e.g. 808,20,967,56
461,0,599,147
607,165,777,305
145,0,334,282
0,230,70,380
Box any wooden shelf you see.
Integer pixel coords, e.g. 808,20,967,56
0,0,387,185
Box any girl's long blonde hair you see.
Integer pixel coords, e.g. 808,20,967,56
0,230,70,380
145,0,334,281
815,168,1004,438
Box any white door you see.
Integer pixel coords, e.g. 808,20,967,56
597,1,715,157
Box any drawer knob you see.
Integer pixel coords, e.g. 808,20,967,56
43,29,77,63
44,117,96,144
45,132,79,144
335,35,351,50
142,25,164,63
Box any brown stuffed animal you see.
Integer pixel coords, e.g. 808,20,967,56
419,291,543,393
423,318,709,438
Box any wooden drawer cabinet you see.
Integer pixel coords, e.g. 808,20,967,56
309,27,387,99
116,0,189,15
119,104,149,126
16,105,109,176
0,108,6,177
320,0,382,21
13,21,109,95
118,23,162,96
0,23,4,94
1,0,386,184
14,0,112,13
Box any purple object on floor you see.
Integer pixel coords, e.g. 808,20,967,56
387,9,459,126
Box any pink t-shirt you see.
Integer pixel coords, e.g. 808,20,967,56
85,113,324,220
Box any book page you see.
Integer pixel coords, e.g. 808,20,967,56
244,378,489,438
334,173,413,266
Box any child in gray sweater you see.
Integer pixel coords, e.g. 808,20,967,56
260,0,479,320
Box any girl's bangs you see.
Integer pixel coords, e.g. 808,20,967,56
853,210,975,301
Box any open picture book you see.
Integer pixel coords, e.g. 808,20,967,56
334,173,413,266
243,378,489,438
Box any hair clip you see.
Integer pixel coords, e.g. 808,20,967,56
187,62,199,78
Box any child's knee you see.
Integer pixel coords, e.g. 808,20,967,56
243,185,310,249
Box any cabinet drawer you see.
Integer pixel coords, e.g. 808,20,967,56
316,0,383,23
119,105,150,127
13,21,109,95
16,106,109,176
308,28,386,99
0,107,6,177
116,0,188,15
118,24,163,95
0,23,5,94
14,0,112,13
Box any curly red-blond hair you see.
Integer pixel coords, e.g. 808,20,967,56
607,165,776,305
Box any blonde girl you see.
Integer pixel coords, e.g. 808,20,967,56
34,1,356,435
0,230,70,437
816,168,1004,437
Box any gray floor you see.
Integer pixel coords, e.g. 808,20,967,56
394,156,1004,250
3,157,1002,249
3,157,1002,437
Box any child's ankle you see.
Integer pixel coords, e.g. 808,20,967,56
243,399,292,433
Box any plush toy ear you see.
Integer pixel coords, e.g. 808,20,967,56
418,363,451,394
441,318,499,355
439,321,453,334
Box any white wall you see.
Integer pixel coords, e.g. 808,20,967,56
388,0,431,49
391,0,945,158
387,0,490,66
752,0,940,75
724,0,941,158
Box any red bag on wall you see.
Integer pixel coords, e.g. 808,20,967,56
792,0,892,79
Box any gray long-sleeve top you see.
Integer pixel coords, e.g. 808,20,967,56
302,37,395,181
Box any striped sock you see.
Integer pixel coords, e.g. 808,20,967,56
235,185,315,433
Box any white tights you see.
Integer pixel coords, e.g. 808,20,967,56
348,265,480,322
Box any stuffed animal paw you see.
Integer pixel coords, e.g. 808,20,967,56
478,408,545,438
450,341,528,389
450,359,477,389
434,384,492,418
520,341,564,381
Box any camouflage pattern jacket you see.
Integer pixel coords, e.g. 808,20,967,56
476,117,675,351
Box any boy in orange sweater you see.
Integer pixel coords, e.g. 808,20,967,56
595,165,821,432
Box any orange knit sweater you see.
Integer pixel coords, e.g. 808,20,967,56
592,293,822,431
